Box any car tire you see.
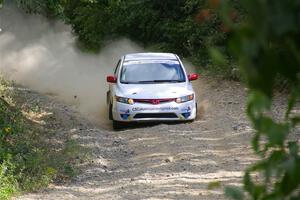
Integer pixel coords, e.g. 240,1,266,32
110,104,125,130
112,120,124,130
195,102,198,120
109,104,113,120
187,103,198,123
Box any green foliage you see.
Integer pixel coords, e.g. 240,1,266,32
219,0,300,199
0,79,50,198
0,77,79,199
15,0,64,18
0,160,18,200
207,181,221,190
225,186,245,200
63,0,114,51
10,0,240,77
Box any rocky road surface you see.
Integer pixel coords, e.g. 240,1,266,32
15,78,279,200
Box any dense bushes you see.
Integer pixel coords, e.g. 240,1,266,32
62,0,234,68
0,77,78,199
0,78,53,199
12,0,242,77
0,83,19,199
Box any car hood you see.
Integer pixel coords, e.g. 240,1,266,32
116,83,193,99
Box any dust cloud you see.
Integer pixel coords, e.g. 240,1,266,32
0,3,143,127
0,2,205,128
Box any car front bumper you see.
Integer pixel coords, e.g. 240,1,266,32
112,100,197,122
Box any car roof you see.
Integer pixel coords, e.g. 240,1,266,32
124,53,178,61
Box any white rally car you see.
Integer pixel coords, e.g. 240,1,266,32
106,53,198,129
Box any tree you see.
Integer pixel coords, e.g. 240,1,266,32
218,0,300,199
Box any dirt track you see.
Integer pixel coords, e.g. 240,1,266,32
13,77,262,200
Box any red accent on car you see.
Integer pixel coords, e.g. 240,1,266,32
107,75,117,83
188,73,199,81
151,99,160,105
134,98,175,105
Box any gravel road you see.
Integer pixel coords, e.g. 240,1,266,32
15,78,267,200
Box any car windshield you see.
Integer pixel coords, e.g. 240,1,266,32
120,60,186,84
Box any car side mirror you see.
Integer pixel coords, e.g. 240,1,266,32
107,75,117,83
188,73,199,81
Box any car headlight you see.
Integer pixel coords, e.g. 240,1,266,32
115,96,134,105
175,94,194,103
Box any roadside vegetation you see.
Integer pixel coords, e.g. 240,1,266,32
0,76,79,199
12,0,242,79
219,1,300,199
1,0,299,199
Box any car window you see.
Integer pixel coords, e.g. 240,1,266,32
120,60,186,84
114,59,121,75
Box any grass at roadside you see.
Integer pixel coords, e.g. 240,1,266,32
0,76,81,199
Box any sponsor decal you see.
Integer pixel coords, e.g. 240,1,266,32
181,106,192,112
132,107,179,112
120,109,130,114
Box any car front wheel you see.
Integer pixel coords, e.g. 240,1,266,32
112,120,125,130
109,104,113,120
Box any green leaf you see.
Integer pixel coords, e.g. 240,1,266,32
280,158,300,196
285,88,299,120
266,122,289,147
207,181,221,190
247,91,271,120
244,171,266,199
291,117,300,126
225,186,244,200
251,134,260,153
288,142,299,157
